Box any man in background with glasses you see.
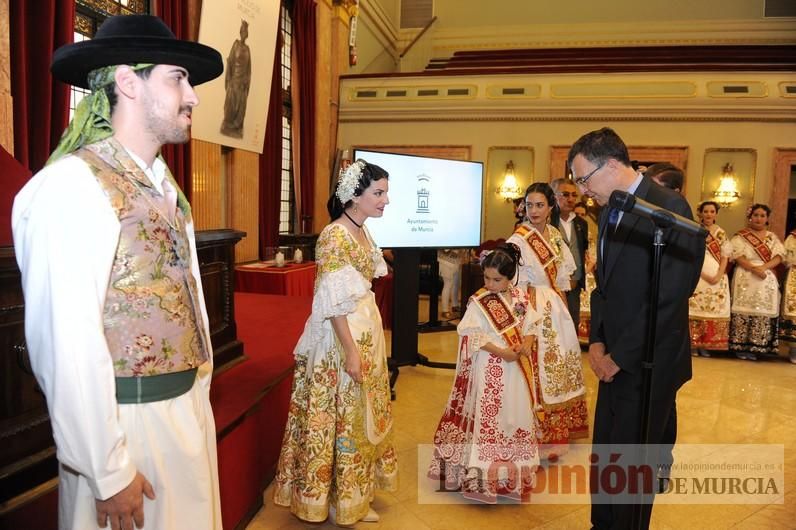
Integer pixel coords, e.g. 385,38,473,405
551,177,589,330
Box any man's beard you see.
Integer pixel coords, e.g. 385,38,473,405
143,98,192,145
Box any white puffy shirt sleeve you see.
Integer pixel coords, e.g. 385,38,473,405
12,156,136,501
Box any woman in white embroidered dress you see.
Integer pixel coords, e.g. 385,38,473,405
780,230,796,363
507,182,588,459
729,204,785,361
574,202,597,345
689,201,732,357
428,243,541,503
273,160,397,526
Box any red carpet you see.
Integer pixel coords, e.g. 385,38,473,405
211,292,311,434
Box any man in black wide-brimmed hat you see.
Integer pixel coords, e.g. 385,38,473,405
12,15,224,530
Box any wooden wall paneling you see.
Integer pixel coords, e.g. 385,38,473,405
0,0,12,154
356,145,471,160
549,146,572,181
229,149,260,263
190,139,223,230
771,148,796,238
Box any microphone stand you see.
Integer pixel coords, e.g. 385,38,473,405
631,224,665,530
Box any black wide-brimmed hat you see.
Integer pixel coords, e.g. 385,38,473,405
51,15,223,89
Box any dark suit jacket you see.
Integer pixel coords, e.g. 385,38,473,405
558,214,589,289
590,176,704,397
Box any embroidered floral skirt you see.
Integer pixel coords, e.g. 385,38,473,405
273,337,397,525
689,318,730,350
532,293,589,459
729,313,779,355
537,395,590,460
428,349,539,503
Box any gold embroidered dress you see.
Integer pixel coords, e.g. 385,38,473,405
729,230,785,355
507,224,588,458
779,233,796,342
273,224,397,525
689,224,732,350
428,286,541,502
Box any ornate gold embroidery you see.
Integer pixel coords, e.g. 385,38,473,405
539,301,586,397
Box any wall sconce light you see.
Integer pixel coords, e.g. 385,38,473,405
496,160,524,201
712,162,741,208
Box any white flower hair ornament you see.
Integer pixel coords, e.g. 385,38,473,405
336,160,366,204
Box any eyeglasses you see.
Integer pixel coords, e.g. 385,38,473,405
573,164,604,186
557,191,579,198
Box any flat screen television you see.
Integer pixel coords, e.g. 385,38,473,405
352,149,484,248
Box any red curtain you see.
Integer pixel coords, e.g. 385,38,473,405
10,0,74,173
155,1,193,199
293,0,317,233
259,31,283,256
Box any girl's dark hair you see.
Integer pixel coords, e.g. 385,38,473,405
697,201,721,213
481,242,522,281
524,182,560,227
327,159,389,220
748,203,772,220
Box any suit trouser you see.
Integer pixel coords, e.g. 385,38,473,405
565,287,582,330
590,371,678,530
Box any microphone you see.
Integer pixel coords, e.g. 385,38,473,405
609,190,707,238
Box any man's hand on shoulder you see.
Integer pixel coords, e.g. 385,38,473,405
588,342,620,383
96,471,155,530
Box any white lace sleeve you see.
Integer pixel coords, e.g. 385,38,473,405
456,299,491,360
557,242,576,292
311,264,370,320
771,233,786,260
720,240,733,258
785,235,796,267
730,235,745,261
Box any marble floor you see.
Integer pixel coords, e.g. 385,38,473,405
248,304,796,529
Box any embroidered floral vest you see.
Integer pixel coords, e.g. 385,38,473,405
76,139,208,377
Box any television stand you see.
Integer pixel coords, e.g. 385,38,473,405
389,249,456,400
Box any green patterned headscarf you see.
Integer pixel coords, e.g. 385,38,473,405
47,63,153,165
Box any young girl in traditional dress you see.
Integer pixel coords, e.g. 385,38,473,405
428,243,541,503
507,182,588,459
689,201,732,356
273,160,397,526
779,229,796,363
729,204,785,361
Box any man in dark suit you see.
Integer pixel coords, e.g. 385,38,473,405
551,177,589,329
568,128,703,529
